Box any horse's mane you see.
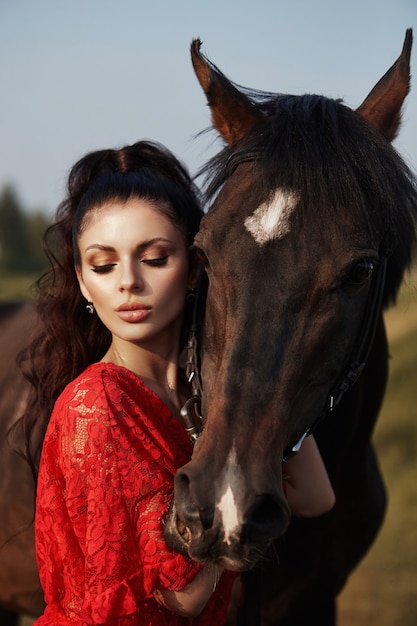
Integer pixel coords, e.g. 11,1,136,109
197,87,417,306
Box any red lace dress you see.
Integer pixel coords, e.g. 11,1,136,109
34,362,234,625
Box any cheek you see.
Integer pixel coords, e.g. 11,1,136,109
82,276,114,307
159,270,188,308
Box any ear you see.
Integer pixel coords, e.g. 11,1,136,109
356,29,413,141
191,39,264,145
75,266,92,303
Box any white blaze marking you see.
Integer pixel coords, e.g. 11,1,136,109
244,187,300,245
216,447,243,545
218,486,239,545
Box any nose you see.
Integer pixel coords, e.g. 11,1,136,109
243,494,290,544
174,468,215,531
174,464,291,546
119,259,143,292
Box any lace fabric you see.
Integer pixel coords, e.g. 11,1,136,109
34,362,234,625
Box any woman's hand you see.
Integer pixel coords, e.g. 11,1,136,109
154,564,224,617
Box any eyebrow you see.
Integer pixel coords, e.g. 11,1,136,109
84,237,174,254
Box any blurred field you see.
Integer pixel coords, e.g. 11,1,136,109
0,275,39,301
338,267,417,626
18,268,417,626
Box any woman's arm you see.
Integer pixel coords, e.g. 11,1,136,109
154,564,223,618
284,434,335,517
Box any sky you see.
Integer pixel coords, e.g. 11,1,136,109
0,0,416,216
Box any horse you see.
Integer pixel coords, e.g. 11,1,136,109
164,29,417,625
0,29,416,626
0,302,44,624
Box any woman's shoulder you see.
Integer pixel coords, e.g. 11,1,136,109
49,363,155,444
54,361,165,420
58,362,138,392
55,362,143,405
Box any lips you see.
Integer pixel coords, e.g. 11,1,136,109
116,303,151,323
116,302,149,312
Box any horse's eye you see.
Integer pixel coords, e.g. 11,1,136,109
194,247,210,270
344,259,374,286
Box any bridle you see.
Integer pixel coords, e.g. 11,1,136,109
180,149,388,460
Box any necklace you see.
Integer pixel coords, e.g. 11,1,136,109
138,373,176,396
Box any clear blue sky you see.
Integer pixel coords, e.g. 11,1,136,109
0,0,416,215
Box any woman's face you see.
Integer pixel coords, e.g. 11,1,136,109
76,198,190,350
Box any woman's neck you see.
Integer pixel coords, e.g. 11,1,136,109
101,339,184,411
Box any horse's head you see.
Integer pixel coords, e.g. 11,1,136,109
166,31,416,571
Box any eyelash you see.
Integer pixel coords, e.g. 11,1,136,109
143,256,169,267
92,264,115,274
91,256,169,273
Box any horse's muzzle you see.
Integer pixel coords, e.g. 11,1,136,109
164,466,291,571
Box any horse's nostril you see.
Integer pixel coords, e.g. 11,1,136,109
175,471,193,513
174,469,202,522
244,495,289,544
176,470,190,494
174,469,214,530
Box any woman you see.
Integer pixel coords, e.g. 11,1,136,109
19,140,334,625
16,140,229,624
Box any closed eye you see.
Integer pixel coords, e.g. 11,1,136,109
92,264,116,273
141,256,169,267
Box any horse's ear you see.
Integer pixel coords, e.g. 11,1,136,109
191,39,264,145
356,29,413,141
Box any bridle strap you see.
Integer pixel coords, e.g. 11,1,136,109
283,254,388,461
328,255,387,411
180,268,205,444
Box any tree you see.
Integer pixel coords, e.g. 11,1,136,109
0,184,50,274
26,211,51,272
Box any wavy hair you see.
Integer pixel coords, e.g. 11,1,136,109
16,140,203,475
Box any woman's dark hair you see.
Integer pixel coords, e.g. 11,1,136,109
15,140,203,474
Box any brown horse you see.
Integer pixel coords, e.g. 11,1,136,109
0,302,44,624
164,30,417,624
0,30,416,626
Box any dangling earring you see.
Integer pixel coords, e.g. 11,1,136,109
86,302,95,315
186,289,196,303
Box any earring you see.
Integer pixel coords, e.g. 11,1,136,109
186,289,196,303
86,302,95,314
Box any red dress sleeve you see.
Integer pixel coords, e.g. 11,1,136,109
35,364,207,624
